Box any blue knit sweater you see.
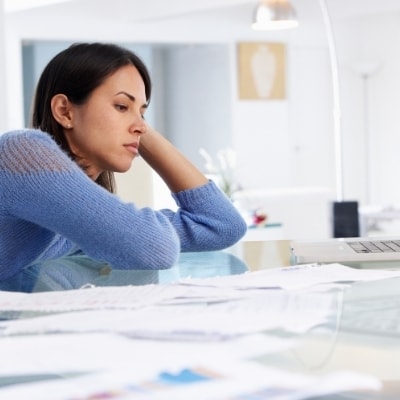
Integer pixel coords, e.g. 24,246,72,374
0,130,247,281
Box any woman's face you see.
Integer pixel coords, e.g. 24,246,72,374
66,64,147,180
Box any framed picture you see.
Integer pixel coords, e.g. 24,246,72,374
237,42,286,100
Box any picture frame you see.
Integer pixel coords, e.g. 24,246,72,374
237,42,286,100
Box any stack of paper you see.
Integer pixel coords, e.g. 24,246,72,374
0,263,394,399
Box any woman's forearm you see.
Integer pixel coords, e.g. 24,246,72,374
139,127,208,193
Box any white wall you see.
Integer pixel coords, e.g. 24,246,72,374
232,44,334,190
161,44,233,167
336,11,400,207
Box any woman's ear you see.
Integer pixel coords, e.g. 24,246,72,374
51,94,74,129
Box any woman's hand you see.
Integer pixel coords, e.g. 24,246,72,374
138,125,208,193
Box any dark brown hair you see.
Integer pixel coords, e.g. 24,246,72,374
31,42,152,193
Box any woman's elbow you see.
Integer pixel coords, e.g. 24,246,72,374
219,217,247,247
199,216,247,251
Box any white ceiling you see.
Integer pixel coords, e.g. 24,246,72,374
5,0,400,20
4,0,400,48
4,0,71,12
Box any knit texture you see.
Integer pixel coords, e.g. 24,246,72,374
0,130,247,282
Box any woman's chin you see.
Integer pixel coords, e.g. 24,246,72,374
113,162,133,173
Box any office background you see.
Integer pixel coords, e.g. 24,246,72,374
1,0,400,232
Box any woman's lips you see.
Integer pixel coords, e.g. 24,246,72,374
124,143,139,155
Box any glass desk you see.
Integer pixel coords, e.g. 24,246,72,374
243,240,400,399
0,241,399,399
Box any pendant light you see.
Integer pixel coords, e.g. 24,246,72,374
252,0,299,31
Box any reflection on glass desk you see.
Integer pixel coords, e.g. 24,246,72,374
0,251,248,293
257,275,400,399
228,223,286,270
0,241,400,399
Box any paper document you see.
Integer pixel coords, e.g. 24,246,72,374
180,263,400,290
0,284,242,312
0,332,291,376
0,289,343,339
0,264,397,314
0,360,381,400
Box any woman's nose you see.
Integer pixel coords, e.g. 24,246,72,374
129,114,146,135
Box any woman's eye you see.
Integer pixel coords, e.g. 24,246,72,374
115,104,128,112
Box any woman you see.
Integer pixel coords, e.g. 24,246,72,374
0,42,247,291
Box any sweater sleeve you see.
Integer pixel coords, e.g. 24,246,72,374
162,182,247,252
0,130,246,270
0,130,180,270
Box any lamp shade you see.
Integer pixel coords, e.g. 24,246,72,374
252,0,299,30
